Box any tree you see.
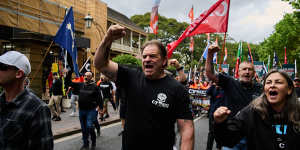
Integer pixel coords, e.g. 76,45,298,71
112,54,142,66
258,13,300,73
282,0,300,9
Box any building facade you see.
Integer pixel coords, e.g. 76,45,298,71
0,0,147,97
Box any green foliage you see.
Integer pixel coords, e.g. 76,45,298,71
282,0,300,9
258,12,300,72
112,54,142,66
130,13,259,73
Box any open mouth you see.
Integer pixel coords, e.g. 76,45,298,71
269,90,278,98
144,64,154,69
243,75,250,78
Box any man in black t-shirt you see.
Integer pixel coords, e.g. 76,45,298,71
94,24,194,150
205,45,262,150
98,75,115,120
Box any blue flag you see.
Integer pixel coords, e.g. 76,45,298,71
213,52,217,64
53,7,79,77
202,42,210,60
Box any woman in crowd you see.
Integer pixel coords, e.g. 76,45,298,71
214,70,300,150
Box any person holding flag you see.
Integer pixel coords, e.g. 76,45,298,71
205,44,262,150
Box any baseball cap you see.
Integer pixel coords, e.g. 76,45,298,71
0,51,31,76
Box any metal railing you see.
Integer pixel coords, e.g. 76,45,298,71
111,42,140,55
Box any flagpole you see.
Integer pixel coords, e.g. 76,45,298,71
219,32,227,72
79,56,91,72
31,41,54,82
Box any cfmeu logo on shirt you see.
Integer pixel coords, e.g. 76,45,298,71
152,93,169,108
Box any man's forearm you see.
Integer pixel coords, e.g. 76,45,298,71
179,119,194,150
94,37,112,71
205,52,218,82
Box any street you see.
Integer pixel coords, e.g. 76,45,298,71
54,116,219,150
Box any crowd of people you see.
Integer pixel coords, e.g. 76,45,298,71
0,24,300,150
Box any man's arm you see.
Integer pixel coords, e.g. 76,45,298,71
205,45,220,83
94,25,126,82
169,59,187,83
177,119,194,150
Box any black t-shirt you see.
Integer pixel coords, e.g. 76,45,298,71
117,65,193,150
269,107,288,150
218,74,262,117
99,81,113,99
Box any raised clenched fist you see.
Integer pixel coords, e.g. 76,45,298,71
213,106,231,124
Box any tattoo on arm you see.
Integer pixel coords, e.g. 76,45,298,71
102,70,117,81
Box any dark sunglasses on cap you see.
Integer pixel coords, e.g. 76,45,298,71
0,63,18,71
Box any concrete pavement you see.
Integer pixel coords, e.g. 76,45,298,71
52,102,120,139
54,115,217,150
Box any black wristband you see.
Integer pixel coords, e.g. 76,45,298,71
176,66,184,71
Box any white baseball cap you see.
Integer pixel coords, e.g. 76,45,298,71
0,51,31,76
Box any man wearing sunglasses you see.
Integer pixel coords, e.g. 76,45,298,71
0,51,53,150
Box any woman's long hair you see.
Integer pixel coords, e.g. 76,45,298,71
250,70,300,126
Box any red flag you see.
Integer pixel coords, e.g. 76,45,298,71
72,76,84,83
189,0,230,36
188,6,194,22
223,47,227,64
189,37,194,52
284,47,287,64
150,0,160,34
189,6,194,52
234,57,240,78
167,0,230,58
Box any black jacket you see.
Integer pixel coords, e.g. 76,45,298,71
214,105,300,150
78,81,102,110
50,79,62,96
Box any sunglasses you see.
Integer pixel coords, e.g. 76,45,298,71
0,63,18,71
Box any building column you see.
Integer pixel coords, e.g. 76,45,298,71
130,31,133,51
138,33,141,50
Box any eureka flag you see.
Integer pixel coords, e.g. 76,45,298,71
53,7,79,77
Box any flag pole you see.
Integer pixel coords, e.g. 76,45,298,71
219,32,227,72
79,56,91,72
31,41,54,82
